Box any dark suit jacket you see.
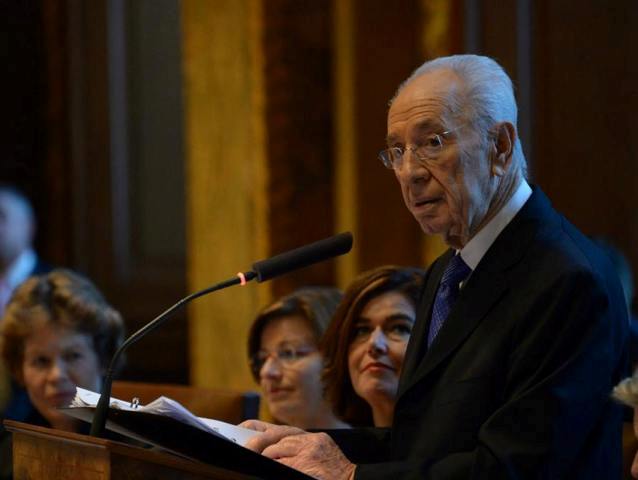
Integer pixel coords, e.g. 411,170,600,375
333,188,628,479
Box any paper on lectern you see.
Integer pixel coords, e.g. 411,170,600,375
67,387,259,446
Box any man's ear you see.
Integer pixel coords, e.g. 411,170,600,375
490,122,516,177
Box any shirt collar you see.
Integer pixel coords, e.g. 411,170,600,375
2,249,37,289
459,180,532,270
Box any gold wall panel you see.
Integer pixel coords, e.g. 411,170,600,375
181,0,269,390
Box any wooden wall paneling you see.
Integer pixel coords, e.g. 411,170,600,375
63,0,189,383
65,0,113,282
1,1,46,196
532,1,638,310
261,0,337,298
117,0,189,383
40,0,74,267
515,0,533,162
2,0,76,270
351,0,424,272
333,0,359,287
420,0,466,60
464,1,534,168
479,1,517,77
107,0,132,282
181,0,268,390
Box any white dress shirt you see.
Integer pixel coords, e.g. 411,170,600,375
460,181,532,271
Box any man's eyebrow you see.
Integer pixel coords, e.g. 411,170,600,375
413,119,443,135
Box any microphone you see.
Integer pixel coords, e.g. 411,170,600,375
89,231,353,437
252,231,353,282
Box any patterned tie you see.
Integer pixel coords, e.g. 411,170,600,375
428,254,471,347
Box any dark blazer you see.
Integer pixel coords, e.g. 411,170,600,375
334,188,628,479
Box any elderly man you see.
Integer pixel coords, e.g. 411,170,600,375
243,55,628,479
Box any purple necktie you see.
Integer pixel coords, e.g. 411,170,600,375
428,254,471,347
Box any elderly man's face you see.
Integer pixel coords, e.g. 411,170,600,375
387,70,495,248
0,192,34,266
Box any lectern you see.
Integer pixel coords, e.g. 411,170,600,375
5,420,256,480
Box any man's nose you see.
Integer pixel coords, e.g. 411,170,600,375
397,149,431,183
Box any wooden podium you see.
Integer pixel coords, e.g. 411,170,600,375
5,420,257,480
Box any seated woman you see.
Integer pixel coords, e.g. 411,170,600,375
613,373,638,478
0,269,124,479
247,287,348,429
322,266,424,427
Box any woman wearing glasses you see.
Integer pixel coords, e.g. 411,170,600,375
322,266,424,427
247,287,348,429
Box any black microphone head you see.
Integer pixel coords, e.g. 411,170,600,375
252,232,353,282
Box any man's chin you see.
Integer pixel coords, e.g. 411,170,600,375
416,217,468,249
417,219,448,238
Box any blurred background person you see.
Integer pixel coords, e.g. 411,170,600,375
0,269,124,480
592,237,637,366
0,185,51,419
247,286,347,429
613,372,638,479
322,266,424,427
0,184,50,319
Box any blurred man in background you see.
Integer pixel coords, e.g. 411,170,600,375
0,184,49,319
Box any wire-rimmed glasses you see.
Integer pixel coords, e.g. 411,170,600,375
378,126,462,170
250,345,316,378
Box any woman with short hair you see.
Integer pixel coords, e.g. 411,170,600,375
247,287,347,429
0,269,125,479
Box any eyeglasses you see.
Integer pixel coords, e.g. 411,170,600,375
378,126,463,170
250,345,316,377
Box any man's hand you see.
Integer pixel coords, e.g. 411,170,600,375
262,431,356,480
240,419,305,453
240,420,356,480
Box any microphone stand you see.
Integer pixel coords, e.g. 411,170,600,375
90,271,256,437
89,231,352,437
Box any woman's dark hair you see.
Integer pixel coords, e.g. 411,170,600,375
1,269,125,383
247,286,342,381
321,266,424,426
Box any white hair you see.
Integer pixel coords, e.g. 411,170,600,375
394,54,527,176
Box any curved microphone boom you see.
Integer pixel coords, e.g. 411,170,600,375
89,231,353,437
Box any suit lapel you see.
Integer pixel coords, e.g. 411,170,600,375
397,187,551,401
401,268,509,395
